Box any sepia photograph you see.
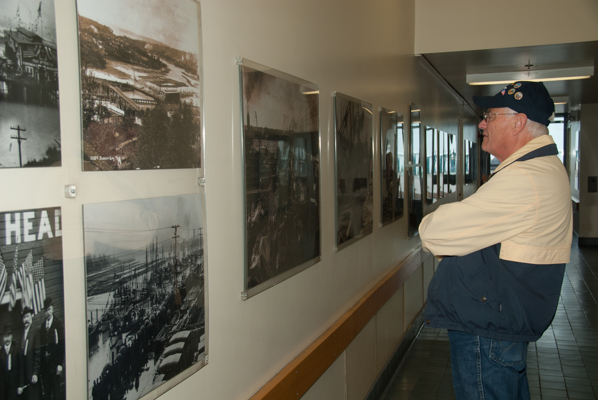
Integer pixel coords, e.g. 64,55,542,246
380,109,404,226
83,194,205,400
0,207,65,400
334,93,373,248
0,0,61,168
77,0,202,171
240,60,320,295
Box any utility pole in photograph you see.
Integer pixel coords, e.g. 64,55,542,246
10,125,27,167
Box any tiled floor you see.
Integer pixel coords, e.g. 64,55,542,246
381,238,598,400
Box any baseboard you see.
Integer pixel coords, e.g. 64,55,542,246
364,310,426,400
578,237,598,247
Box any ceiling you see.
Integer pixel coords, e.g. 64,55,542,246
422,41,598,116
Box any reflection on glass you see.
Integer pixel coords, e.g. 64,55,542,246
408,104,423,237
380,109,404,226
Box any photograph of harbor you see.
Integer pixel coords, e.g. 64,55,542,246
241,61,320,294
334,93,373,248
84,194,205,400
0,206,65,399
380,109,404,226
77,0,202,171
0,0,61,168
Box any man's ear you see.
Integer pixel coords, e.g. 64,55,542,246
512,113,528,135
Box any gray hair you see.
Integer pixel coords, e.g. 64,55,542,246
525,119,549,138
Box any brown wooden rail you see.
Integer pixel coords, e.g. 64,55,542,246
249,247,425,400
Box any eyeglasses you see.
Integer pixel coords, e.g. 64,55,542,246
483,112,518,122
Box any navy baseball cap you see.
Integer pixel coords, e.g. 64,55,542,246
473,81,555,126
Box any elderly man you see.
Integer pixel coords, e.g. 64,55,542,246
419,81,572,400
39,297,65,399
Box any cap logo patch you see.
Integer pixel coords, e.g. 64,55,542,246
501,89,506,95
514,92,523,100
508,88,516,95
514,83,522,88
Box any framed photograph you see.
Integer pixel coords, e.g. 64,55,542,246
408,104,423,237
425,127,437,205
239,59,320,299
334,92,373,250
83,194,206,400
0,0,61,168
76,0,202,171
447,132,457,194
0,207,65,399
380,108,404,226
464,139,478,185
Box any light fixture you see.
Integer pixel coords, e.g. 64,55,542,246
362,107,372,115
301,90,319,95
467,66,594,86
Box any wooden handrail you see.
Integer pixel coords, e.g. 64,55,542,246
249,247,425,400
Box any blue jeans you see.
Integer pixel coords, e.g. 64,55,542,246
448,330,530,400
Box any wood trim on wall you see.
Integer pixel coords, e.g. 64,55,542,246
249,247,427,400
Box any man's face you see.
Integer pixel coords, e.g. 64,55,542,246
2,333,11,346
45,305,54,321
478,107,517,162
22,312,32,329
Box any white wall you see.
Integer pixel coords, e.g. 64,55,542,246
415,0,598,53
0,0,481,399
579,104,598,239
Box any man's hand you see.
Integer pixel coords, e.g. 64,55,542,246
31,375,38,384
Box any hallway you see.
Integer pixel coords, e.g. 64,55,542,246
381,237,598,400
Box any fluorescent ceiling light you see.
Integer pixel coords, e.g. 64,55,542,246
362,107,372,114
302,90,319,95
467,66,594,86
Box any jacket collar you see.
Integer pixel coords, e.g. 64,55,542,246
493,135,556,175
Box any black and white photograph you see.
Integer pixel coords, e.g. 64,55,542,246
0,0,61,168
334,93,373,248
240,60,320,295
83,194,206,400
77,0,202,171
380,109,404,226
0,206,65,400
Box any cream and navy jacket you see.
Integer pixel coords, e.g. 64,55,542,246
420,135,573,342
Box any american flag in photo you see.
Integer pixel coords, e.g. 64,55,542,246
8,273,17,310
22,251,35,312
16,251,34,311
31,257,46,315
0,251,6,303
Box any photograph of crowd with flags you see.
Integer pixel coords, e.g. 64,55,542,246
0,206,65,400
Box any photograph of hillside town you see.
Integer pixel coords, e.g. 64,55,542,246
77,0,202,171
0,0,61,168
